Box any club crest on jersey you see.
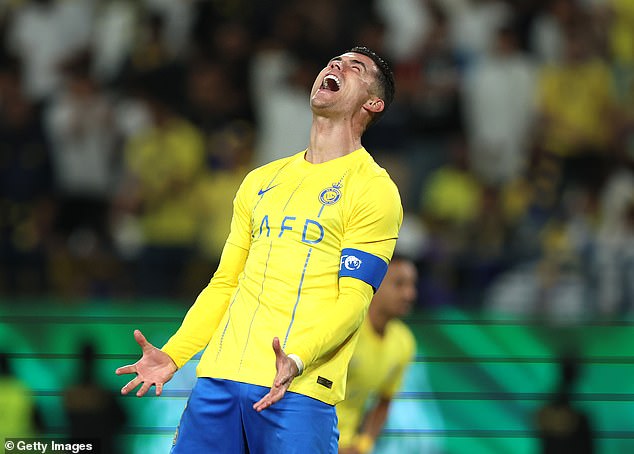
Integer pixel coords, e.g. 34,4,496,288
341,254,362,271
319,183,342,206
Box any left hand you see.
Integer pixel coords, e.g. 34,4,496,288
252,337,299,412
115,329,177,397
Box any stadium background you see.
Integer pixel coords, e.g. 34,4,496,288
1,0,633,453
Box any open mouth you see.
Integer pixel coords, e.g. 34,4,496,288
322,74,341,92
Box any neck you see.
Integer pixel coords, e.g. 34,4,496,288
368,303,390,337
305,115,364,163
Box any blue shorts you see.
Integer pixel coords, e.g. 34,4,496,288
171,377,339,454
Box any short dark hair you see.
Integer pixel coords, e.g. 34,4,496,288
348,46,395,126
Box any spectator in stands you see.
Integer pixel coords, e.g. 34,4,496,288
418,134,483,307
63,341,127,454
113,67,205,299
194,122,254,268
374,0,430,64
121,9,179,83
464,23,536,186
388,2,464,211
535,23,617,192
530,0,580,64
41,50,123,297
0,58,54,296
535,352,594,454
6,0,94,102
0,352,43,439
90,0,139,85
184,57,252,146
45,50,118,248
595,149,634,316
448,0,513,67
250,47,315,165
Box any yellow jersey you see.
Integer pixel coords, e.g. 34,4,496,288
163,148,402,405
537,59,614,156
0,377,37,439
336,317,416,447
125,117,205,245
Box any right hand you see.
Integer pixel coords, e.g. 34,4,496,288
115,329,177,397
252,337,299,412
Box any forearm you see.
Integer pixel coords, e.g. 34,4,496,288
161,242,248,367
361,397,391,439
285,277,373,369
356,398,391,453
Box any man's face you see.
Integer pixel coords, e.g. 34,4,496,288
309,52,379,115
374,260,418,318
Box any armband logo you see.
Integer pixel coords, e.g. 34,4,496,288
318,182,342,206
339,248,387,290
341,255,362,271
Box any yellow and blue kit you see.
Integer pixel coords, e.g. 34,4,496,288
163,147,402,403
164,147,402,453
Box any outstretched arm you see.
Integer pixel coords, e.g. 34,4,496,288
115,244,246,397
115,329,178,397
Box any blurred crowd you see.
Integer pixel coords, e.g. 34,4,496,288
0,0,633,318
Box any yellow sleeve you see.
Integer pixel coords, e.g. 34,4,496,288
288,276,374,368
342,176,402,262
161,172,255,367
161,242,248,368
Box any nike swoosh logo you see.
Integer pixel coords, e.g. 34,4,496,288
257,184,279,196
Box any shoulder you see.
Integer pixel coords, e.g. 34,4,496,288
387,319,416,357
255,151,300,172
348,150,401,202
353,149,393,178
240,152,299,189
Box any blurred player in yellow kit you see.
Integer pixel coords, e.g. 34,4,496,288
115,46,402,454
337,255,417,454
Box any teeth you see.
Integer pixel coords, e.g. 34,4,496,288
323,74,341,89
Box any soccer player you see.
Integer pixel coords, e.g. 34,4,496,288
115,46,402,453
337,255,417,454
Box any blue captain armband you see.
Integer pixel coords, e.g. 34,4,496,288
339,248,389,291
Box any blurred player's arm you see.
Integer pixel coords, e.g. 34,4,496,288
352,328,416,453
349,397,391,454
